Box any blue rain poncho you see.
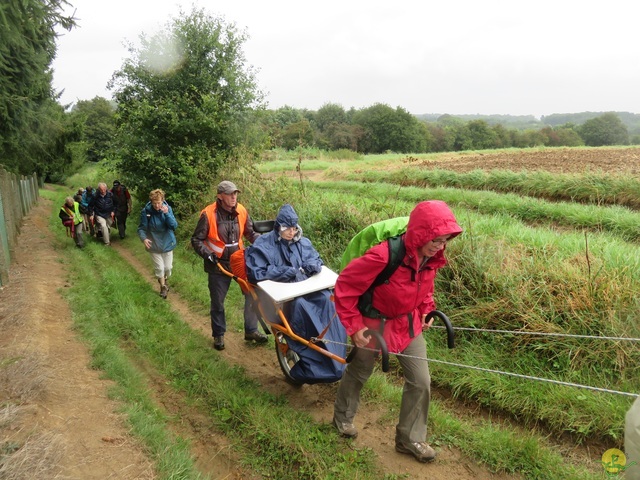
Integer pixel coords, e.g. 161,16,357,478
245,204,347,384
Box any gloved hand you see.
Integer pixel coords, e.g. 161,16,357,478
302,263,322,276
207,253,218,264
285,266,301,281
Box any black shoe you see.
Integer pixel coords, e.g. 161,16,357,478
213,336,225,350
244,331,268,343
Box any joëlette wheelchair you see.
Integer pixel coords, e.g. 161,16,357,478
215,220,454,386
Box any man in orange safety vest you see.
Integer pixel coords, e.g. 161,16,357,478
191,180,267,351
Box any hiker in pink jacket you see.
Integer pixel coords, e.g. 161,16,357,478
332,200,462,463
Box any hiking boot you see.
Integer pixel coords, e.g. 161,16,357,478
244,331,268,343
213,336,225,351
333,418,358,439
160,285,168,299
395,441,436,463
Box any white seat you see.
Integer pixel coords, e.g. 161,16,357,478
257,266,338,304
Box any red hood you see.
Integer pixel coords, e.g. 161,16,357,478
404,201,463,269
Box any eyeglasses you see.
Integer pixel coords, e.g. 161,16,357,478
430,238,449,246
280,225,298,232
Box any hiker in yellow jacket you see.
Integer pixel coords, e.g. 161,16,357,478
59,196,85,249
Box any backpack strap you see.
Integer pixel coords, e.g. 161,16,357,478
357,235,406,321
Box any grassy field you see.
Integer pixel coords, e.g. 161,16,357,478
248,146,639,446
8,146,635,479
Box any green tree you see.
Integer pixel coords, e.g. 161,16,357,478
323,123,364,151
109,7,263,214
69,96,116,162
0,0,75,176
578,112,629,146
315,103,347,132
465,120,499,150
281,119,313,150
538,125,583,147
352,103,427,153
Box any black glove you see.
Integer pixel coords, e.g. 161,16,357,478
302,263,322,276
207,254,218,264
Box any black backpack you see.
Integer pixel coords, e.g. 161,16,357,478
356,235,406,320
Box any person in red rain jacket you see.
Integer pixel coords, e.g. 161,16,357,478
332,200,462,464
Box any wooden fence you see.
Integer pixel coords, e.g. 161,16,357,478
0,167,40,287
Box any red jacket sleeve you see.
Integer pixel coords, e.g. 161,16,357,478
334,244,388,336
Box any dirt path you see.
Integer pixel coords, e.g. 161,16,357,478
1,193,514,479
0,195,154,479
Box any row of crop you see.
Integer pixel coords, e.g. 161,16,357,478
329,167,640,210
313,180,640,243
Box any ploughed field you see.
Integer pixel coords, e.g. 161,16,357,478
403,147,640,175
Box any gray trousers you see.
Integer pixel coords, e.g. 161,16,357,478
334,333,431,444
207,270,260,337
95,215,113,244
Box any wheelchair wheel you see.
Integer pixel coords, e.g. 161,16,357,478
274,331,303,387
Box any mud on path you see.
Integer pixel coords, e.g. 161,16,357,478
0,193,514,479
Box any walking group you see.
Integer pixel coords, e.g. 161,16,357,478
59,180,132,248
59,177,468,465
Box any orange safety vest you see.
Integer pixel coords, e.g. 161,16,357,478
202,202,248,258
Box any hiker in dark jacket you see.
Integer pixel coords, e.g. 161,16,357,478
137,189,178,299
191,180,267,351
89,182,115,246
111,180,132,239
80,186,96,235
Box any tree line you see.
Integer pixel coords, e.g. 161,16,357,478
0,0,77,183
1,3,636,215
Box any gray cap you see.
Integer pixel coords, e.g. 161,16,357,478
217,180,240,194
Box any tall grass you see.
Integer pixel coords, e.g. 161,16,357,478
315,178,640,242
237,180,639,443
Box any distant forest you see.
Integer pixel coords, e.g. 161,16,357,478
415,111,640,134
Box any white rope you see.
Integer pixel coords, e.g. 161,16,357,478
315,337,639,398
430,325,640,342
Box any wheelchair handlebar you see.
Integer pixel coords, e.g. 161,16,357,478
425,310,455,349
345,329,390,372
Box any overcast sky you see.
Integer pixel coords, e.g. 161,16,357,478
52,0,640,118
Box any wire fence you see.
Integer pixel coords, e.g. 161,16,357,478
319,325,640,398
0,167,40,287
430,325,640,343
